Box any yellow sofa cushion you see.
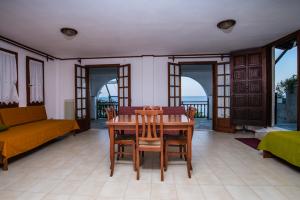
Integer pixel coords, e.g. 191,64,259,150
27,106,47,122
0,106,47,126
0,107,30,126
0,119,79,159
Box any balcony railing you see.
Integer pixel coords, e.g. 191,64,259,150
96,101,118,119
182,100,209,118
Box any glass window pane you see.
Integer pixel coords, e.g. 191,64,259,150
119,78,123,87
218,108,224,118
170,66,174,75
77,67,81,77
218,76,224,85
218,65,224,75
170,98,174,106
77,88,81,98
218,97,224,107
225,75,230,85
225,97,230,107
225,64,230,74
119,88,123,97
82,78,86,88
119,99,123,106
175,76,180,86
170,76,174,85
124,89,128,97
81,68,85,77
225,86,230,96
124,98,128,106
82,99,86,108
175,66,179,75
77,99,81,109
175,87,180,96
119,67,123,76
225,108,230,118
82,89,86,98
82,109,86,117
124,77,128,87
77,78,81,87
218,86,224,96
77,110,82,118
124,67,128,76
170,87,174,96
176,98,180,106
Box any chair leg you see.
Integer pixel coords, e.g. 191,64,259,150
164,143,168,171
136,150,140,180
179,145,183,159
183,145,187,161
2,157,8,171
132,144,136,171
121,145,125,158
110,145,115,177
117,144,120,160
160,151,164,181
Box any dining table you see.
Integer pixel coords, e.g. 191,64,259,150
106,114,194,178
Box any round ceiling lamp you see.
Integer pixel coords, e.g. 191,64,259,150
217,19,236,33
60,27,78,39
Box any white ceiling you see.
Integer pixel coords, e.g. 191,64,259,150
0,0,300,58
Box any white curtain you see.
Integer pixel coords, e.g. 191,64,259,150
29,60,43,103
0,50,18,104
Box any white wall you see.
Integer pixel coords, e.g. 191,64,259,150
0,41,229,120
0,41,58,118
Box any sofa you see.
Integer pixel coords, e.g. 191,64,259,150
0,106,79,170
258,131,300,167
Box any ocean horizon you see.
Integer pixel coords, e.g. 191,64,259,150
98,96,207,103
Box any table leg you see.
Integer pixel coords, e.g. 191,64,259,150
187,126,192,178
109,126,115,176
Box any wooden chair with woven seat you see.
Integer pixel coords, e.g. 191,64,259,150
135,109,165,181
105,106,136,176
164,107,196,174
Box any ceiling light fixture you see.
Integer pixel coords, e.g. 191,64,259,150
60,27,78,39
217,19,236,33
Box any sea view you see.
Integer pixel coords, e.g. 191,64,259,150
98,96,208,103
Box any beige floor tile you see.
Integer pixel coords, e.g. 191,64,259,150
200,185,233,200
16,192,46,200
50,180,81,195
125,182,151,199
151,183,177,200
42,194,70,200
251,186,288,200
99,181,127,198
225,186,260,200
176,185,205,200
276,186,300,200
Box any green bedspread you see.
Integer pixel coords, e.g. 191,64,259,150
258,131,300,167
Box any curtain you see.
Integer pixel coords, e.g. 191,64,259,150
29,60,43,103
0,50,18,104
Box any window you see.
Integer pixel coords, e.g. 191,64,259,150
26,56,44,105
0,48,18,108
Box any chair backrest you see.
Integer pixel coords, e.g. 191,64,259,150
135,109,164,142
187,107,196,120
162,106,185,115
118,106,143,115
143,106,162,110
105,106,116,120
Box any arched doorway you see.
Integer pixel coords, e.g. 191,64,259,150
181,76,212,130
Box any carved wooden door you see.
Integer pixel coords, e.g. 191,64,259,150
168,62,181,106
231,49,267,126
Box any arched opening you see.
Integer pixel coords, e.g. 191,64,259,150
96,78,118,119
181,76,207,101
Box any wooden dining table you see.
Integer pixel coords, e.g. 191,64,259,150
106,114,194,178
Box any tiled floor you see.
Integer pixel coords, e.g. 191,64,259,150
1,129,300,200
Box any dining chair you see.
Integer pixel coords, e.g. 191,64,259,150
164,107,196,173
105,106,136,176
135,109,165,181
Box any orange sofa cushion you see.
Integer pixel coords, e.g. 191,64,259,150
0,106,47,126
0,119,79,159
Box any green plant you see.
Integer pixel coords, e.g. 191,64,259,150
276,74,297,97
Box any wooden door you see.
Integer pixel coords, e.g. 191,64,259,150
118,64,131,107
75,64,90,131
213,62,235,132
168,62,181,106
231,49,267,126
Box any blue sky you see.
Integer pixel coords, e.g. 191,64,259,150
275,46,297,85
